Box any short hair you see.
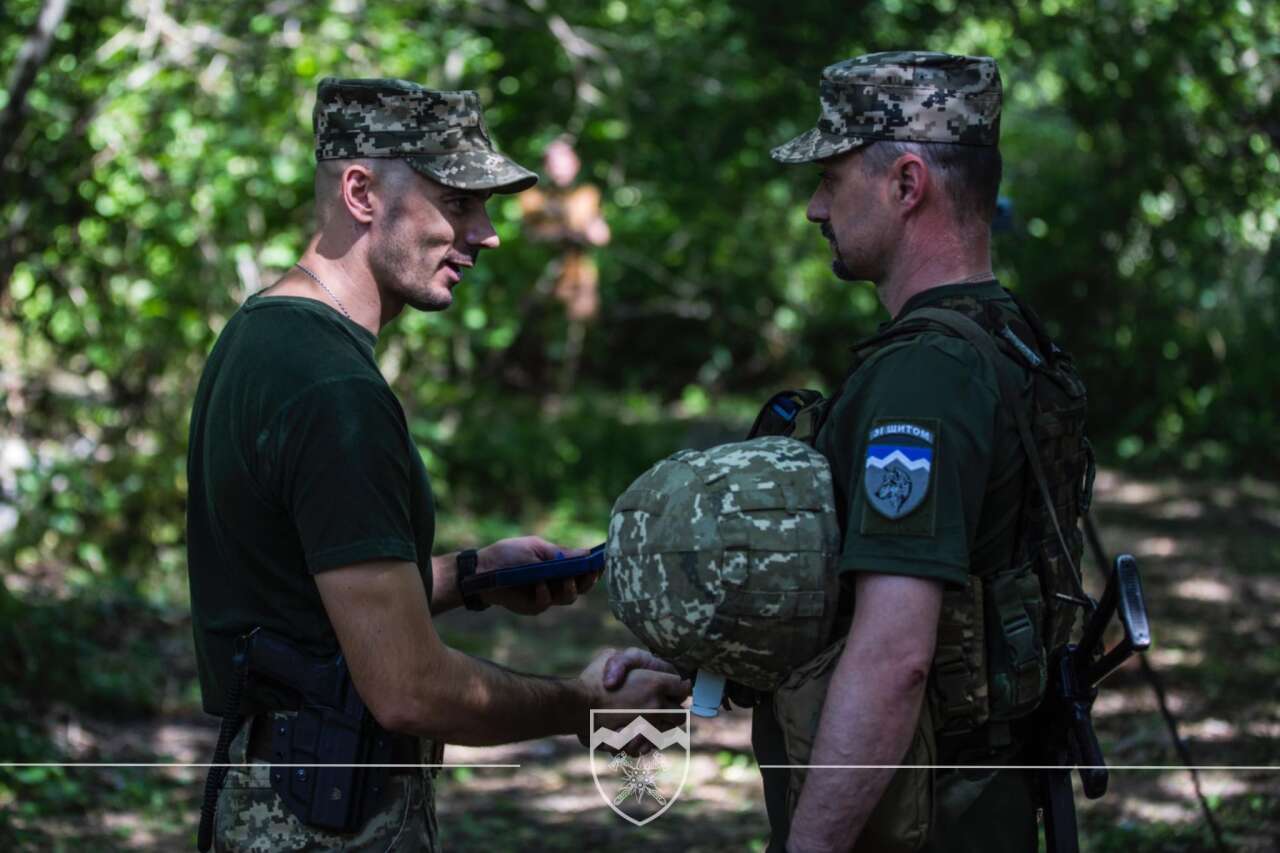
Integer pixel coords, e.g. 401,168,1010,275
859,140,1002,226
313,158,416,229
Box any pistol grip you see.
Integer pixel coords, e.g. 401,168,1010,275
1072,706,1108,799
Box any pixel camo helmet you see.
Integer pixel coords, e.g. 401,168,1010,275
606,436,841,716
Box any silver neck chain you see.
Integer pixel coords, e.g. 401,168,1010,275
294,262,352,320
949,270,996,287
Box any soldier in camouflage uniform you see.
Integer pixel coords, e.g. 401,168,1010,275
186,77,688,852
755,52,1067,852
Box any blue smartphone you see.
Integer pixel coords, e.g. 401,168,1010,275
458,543,606,596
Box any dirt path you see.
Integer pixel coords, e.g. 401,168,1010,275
7,469,1278,851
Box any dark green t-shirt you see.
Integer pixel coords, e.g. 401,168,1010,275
819,282,1026,588
753,281,1031,848
186,294,435,716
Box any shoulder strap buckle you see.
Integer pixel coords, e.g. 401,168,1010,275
747,389,825,441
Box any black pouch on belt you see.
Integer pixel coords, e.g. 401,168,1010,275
266,704,395,832
240,628,403,833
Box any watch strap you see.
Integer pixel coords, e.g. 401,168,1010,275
456,549,489,611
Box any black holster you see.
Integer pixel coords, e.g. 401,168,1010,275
197,627,409,849
264,703,397,832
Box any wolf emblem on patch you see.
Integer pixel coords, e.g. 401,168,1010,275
863,421,936,520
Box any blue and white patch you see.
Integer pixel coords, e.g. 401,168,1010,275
863,424,936,520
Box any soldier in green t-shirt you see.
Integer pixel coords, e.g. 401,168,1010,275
755,53,1054,852
186,78,688,852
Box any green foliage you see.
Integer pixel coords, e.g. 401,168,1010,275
1078,814,1227,853
3,1,1277,600
415,390,738,524
0,2,1277,839
0,592,176,735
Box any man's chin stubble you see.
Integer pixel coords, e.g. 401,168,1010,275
406,288,453,312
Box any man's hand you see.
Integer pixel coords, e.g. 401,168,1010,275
599,648,686,755
476,536,601,615
601,647,683,689
429,537,599,615
575,647,691,745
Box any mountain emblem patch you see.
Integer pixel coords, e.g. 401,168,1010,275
863,420,937,520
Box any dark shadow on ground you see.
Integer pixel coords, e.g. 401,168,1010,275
2,469,1277,851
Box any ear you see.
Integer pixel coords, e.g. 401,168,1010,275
890,153,929,216
339,163,377,225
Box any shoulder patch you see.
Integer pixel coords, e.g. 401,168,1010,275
862,418,939,533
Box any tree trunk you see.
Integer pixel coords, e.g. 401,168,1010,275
0,0,72,169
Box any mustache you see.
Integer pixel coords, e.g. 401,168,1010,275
820,223,836,242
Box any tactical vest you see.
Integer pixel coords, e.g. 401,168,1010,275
752,289,1093,846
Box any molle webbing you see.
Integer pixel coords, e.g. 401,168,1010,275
749,290,1091,744
900,299,1090,734
908,307,1089,608
930,576,987,731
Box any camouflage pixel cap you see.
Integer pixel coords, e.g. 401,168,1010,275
771,51,1002,164
313,77,537,194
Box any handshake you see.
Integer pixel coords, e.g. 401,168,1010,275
574,647,691,745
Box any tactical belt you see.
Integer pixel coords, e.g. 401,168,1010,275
245,713,421,771
935,718,1031,768
198,629,427,851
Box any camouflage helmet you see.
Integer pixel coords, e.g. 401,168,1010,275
606,437,841,704
313,77,537,193
771,51,1002,164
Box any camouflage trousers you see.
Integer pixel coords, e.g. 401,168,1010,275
213,714,440,852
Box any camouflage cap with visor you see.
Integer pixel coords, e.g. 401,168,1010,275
771,51,1002,164
313,77,537,193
